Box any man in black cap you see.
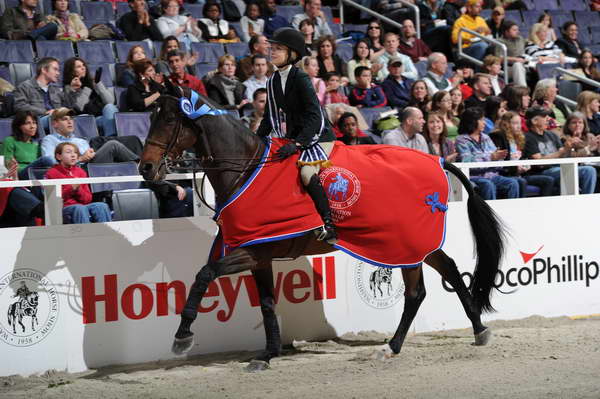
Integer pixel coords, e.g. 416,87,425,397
256,27,337,244
523,106,597,194
381,56,414,110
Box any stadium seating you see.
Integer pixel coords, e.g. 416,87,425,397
115,112,151,141
336,42,353,63
0,41,35,63
225,42,250,59
190,43,225,64
80,1,115,24
115,2,130,19
183,3,204,19
35,40,76,63
276,5,302,22
9,63,34,87
74,115,99,140
195,63,218,80
115,41,154,62
111,189,159,221
77,41,116,64
87,161,141,193
0,118,12,142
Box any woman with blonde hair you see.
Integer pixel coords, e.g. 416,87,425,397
525,23,564,64
300,55,326,104
576,90,600,135
206,54,248,113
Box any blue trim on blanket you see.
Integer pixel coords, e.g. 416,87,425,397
239,226,321,247
213,138,272,220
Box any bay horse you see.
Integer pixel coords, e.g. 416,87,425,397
139,84,505,371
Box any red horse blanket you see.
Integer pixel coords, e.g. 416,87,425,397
211,138,449,267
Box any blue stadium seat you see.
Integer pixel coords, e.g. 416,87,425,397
190,43,225,64
115,1,130,19
195,63,218,80
77,41,116,64
591,27,600,44
0,40,35,63
35,40,76,63
480,9,492,19
0,65,11,85
561,0,587,11
87,161,141,193
42,0,79,13
579,28,592,46
74,114,99,140
80,1,115,24
111,189,159,221
322,6,333,25
87,63,115,87
415,60,427,79
330,23,342,37
27,167,50,181
0,118,12,142
521,0,535,9
547,11,573,30
225,42,250,58
183,3,204,18
115,86,128,111
115,41,153,62
9,63,34,86
505,10,522,23
276,5,302,22
537,63,559,79
359,107,391,129
521,10,540,27
115,112,151,141
574,11,600,28
588,44,600,54
336,42,353,63
229,22,242,38
343,24,368,33
534,0,559,10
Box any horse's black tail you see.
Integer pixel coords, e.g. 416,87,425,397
444,162,506,313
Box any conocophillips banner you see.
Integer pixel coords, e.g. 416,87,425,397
1,196,599,376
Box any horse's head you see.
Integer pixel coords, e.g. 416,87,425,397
27,292,38,307
139,81,199,181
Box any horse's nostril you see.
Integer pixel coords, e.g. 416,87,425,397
142,163,154,173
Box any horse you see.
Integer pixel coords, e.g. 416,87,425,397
370,268,393,298
7,292,39,334
139,84,506,371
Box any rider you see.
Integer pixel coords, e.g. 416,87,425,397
13,281,32,307
256,27,338,244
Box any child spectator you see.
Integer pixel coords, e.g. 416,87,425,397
45,142,112,224
449,87,464,119
321,72,349,106
240,1,264,43
349,67,387,108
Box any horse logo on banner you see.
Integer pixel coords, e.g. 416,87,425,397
328,173,349,202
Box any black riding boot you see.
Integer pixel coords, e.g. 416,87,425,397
306,175,337,244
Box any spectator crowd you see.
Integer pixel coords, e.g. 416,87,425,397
2,0,600,227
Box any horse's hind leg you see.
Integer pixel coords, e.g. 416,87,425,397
424,249,490,345
247,263,282,371
387,266,426,355
172,248,259,355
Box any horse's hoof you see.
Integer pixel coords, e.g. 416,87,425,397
246,360,270,372
372,344,394,361
474,327,492,346
171,335,194,355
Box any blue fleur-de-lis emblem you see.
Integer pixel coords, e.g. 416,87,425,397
425,192,447,213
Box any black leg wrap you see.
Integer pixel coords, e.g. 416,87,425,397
176,263,219,337
305,174,337,244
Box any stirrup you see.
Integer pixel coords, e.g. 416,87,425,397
314,226,338,245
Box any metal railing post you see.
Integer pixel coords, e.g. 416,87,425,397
458,27,509,83
556,67,600,90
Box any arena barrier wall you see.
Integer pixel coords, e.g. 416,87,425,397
1,194,600,377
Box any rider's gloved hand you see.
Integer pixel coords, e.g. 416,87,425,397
276,142,300,160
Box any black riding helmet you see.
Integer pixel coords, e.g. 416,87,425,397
267,27,308,64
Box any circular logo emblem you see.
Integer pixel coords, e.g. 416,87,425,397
0,269,59,347
354,262,404,309
320,167,361,210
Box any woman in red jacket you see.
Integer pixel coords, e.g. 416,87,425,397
45,143,112,224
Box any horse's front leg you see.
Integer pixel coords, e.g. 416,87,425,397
18,315,25,333
172,248,259,355
247,263,281,371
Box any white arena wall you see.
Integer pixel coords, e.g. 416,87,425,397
1,193,600,377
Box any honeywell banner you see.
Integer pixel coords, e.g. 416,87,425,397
1,196,599,376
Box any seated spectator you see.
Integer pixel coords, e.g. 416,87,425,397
45,0,87,41
555,21,583,60
14,57,69,135
572,50,600,93
486,6,504,39
236,34,274,81
326,103,370,136
494,21,527,87
119,45,148,88
576,91,600,136
489,111,554,197
348,66,387,109
450,59,475,100
299,19,316,52
417,0,452,56
464,73,492,111
423,52,454,97
41,108,139,164
482,55,504,96
408,80,431,113
240,1,264,43
126,59,164,112
259,0,290,38
376,0,413,24
523,106,597,194
300,56,326,104
451,0,491,61
398,19,431,63
423,111,458,162
241,88,266,133
531,78,566,132
63,57,118,137
440,0,462,29
148,180,193,218
0,0,57,40
525,23,564,65
382,107,428,153
449,87,464,119
3,111,54,180
117,0,163,41
377,32,418,81
562,111,600,157
337,112,374,145
455,107,520,200
381,56,413,111
315,36,347,81
483,96,505,134
431,91,459,140
291,0,332,41
364,20,386,61
45,142,112,224
0,159,44,227
155,36,199,77
206,55,249,112
168,50,208,96
156,0,201,48
537,12,557,43
321,72,348,106
347,39,383,87
243,54,268,101
197,1,240,42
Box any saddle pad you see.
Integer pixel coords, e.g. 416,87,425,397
212,138,449,268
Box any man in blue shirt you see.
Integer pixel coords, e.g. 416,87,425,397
260,0,290,38
381,56,414,110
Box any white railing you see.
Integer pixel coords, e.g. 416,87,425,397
1,157,599,227
555,67,600,90
457,27,509,83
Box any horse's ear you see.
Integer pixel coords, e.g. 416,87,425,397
164,78,180,97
